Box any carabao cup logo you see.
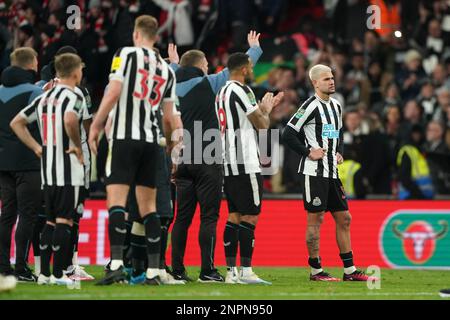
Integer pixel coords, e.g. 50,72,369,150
380,211,450,268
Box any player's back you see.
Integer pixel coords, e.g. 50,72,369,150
21,84,85,186
109,46,174,144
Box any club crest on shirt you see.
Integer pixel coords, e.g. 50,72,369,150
295,108,306,119
247,91,257,105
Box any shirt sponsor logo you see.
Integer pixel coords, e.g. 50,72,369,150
322,124,339,139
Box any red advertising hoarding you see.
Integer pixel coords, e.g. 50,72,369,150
73,200,450,268
7,200,450,268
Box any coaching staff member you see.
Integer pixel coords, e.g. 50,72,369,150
0,47,43,281
167,31,262,282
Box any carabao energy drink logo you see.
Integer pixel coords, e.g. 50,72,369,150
380,211,450,268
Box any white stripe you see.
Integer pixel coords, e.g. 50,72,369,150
105,140,113,177
305,175,311,203
74,186,80,209
249,173,260,206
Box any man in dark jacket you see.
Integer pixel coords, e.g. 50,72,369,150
167,31,262,282
0,47,43,281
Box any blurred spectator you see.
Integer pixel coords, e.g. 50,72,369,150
396,49,427,100
417,80,438,121
398,99,425,143
396,124,434,199
372,81,401,116
383,104,402,159
423,120,450,194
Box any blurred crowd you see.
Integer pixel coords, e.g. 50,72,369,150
0,0,450,198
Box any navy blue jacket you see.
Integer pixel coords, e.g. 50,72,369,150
170,46,262,164
0,66,43,171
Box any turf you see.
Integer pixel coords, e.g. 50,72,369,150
1,266,450,300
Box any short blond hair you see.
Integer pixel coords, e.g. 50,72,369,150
10,47,37,68
54,53,83,78
180,50,205,67
134,15,158,40
309,64,332,81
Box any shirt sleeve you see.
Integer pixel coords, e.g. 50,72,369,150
19,97,41,124
162,67,176,102
234,85,259,115
109,47,128,83
65,95,84,119
287,103,317,132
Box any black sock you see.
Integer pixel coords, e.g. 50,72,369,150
159,217,172,269
32,214,46,261
239,222,255,268
52,223,71,278
143,213,161,270
40,224,54,277
108,206,127,260
131,232,146,276
65,222,79,270
123,220,132,268
308,257,322,270
339,251,354,268
224,221,239,269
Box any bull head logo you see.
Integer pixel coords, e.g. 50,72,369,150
392,220,448,264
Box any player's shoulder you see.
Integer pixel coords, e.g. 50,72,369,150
229,80,251,93
62,86,84,103
298,95,319,111
330,96,342,107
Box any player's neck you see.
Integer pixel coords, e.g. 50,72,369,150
230,73,245,84
315,91,330,102
57,79,76,90
136,40,154,50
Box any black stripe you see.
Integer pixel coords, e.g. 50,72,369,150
51,88,65,185
289,96,316,127
329,101,340,178
40,95,47,185
229,91,245,174
112,54,131,140
61,96,72,185
320,102,334,179
314,107,324,176
298,107,317,174
151,55,164,143
140,48,150,141
124,52,137,139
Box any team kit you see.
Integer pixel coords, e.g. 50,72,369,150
8,15,375,286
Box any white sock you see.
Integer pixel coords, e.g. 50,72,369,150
242,267,253,277
34,256,41,276
72,252,78,266
311,268,323,275
146,268,159,279
110,259,123,271
344,266,357,275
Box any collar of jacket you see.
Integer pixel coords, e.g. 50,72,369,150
1,66,37,87
175,66,205,82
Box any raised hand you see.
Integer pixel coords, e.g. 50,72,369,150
247,30,261,48
168,43,179,64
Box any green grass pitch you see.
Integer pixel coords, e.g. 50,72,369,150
1,266,450,300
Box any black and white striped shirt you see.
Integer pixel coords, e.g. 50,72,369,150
216,81,260,176
109,46,176,143
76,86,93,189
287,94,343,178
20,84,85,186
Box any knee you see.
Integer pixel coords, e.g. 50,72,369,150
340,212,352,229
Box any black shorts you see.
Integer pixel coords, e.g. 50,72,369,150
44,185,83,222
224,173,263,215
126,146,173,222
300,174,348,213
73,187,89,223
105,140,159,188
